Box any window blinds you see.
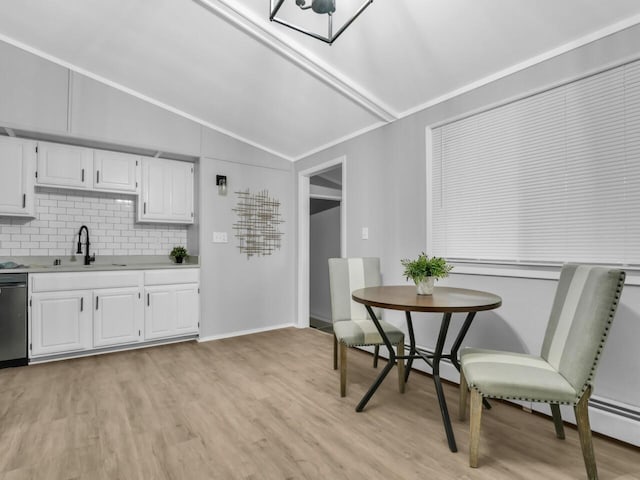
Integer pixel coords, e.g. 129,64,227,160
431,60,640,265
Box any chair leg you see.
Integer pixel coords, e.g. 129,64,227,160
575,387,598,480
397,342,405,394
469,388,483,468
459,368,468,421
373,345,379,368
333,334,338,370
550,404,565,440
339,342,347,397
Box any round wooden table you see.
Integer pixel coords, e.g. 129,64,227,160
352,285,502,452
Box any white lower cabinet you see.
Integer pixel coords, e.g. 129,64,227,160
31,290,92,356
145,287,175,340
29,269,199,360
144,272,200,340
93,287,143,347
175,285,200,334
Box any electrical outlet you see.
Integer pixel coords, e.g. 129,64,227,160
212,232,228,243
361,227,369,240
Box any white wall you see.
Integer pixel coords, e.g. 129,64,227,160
198,154,295,340
309,203,341,322
295,23,640,445
0,41,68,134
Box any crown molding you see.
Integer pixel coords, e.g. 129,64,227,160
398,13,640,120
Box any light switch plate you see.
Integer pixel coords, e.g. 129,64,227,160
213,232,228,243
361,227,369,240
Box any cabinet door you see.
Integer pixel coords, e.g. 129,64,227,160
31,291,92,357
36,141,92,189
175,285,199,334
94,288,143,347
144,287,175,340
138,157,194,224
93,150,140,193
168,161,194,222
139,158,169,221
0,136,36,217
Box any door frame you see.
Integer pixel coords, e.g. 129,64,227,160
297,155,347,328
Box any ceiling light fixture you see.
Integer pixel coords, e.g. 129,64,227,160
269,0,374,45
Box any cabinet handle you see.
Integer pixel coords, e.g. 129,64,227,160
22,194,26,208
81,168,85,182
80,297,84,312
144,202,147,214
96,296,99,310
147,293,150,306
96,170,100,183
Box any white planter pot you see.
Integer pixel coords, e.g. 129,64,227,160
416,277,435,295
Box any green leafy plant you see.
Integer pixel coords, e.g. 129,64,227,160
170,246,189,260
401,253,452,283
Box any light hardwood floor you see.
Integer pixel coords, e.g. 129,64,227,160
0,328,638,479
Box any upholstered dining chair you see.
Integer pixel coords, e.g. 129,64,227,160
458,264,625,480
328,257,405,397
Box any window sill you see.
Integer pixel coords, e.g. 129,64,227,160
450,261,640,287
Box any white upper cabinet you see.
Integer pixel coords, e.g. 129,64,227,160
36,141,142,194
36,141,93,189
93,150,140,193
0,136,36,217
139,157,194,224
168,160,194,220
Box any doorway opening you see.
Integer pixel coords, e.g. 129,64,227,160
297,156,346,329
309,166,342,333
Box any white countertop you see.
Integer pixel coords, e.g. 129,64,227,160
0,255,200,274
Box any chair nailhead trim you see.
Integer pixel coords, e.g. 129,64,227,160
468,271,625,408
469,385,576,405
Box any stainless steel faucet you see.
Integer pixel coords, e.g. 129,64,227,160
76,225,95,266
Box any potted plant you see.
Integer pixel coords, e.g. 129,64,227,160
170,246,189,264
401,253,452,295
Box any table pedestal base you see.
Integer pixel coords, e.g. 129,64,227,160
356,307,487,453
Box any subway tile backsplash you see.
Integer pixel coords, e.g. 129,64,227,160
0,188,187,257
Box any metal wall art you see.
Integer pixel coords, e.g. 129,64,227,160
232,189,284,258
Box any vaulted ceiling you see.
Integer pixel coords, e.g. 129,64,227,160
1,1,640,161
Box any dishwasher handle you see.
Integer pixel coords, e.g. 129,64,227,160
0,283,27,295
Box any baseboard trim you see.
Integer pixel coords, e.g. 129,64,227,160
29,334,199,364
198,323,296,343
309,312,331,324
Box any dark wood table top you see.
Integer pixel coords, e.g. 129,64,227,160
352,285,502,313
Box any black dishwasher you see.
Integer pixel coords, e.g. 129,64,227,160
0,273,28,368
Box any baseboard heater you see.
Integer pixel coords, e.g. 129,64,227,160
588,397,640,422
